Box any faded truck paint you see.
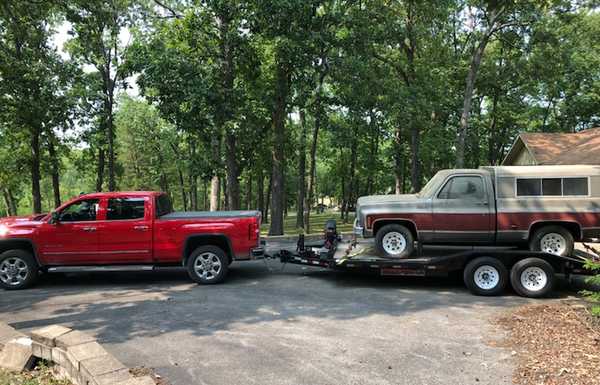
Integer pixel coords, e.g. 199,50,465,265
354,165,600,245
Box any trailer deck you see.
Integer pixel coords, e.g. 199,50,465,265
272,221,598,298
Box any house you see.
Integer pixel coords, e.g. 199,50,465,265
502,127,600,166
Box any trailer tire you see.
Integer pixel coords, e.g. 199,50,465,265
186,245,229,285
0,249,39,290
375,224,414,259
463,257,507,296
529,225,574,257
510,258,554,298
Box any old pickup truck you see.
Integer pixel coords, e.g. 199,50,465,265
354,165,600,258
0,191,263,290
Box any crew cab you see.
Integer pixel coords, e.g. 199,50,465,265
0,191,263,290
354,165,600,258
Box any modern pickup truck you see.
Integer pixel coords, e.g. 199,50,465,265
354,165,600,258
0,191,263,290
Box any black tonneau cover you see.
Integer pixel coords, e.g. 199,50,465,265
160,210,260,220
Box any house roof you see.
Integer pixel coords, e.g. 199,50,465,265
502,127,600,165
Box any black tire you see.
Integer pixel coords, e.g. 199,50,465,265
186,245,229,285
529,225,574,257
463,257,508,296
375,224,415,259
510,258,555,298
0,250,39,290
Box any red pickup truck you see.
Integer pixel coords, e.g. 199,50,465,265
0,191,263,290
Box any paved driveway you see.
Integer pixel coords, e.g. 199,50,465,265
0,258,570,385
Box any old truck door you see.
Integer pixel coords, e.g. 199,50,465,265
431,174,494,244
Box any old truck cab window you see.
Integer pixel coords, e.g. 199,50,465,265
438,176,484,201
107,198,145,220
59,199,99,222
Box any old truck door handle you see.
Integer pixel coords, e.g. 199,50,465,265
82,227,96,232
134,225,149,231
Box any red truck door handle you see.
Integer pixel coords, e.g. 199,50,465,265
82,227,96,232
134,225,149,231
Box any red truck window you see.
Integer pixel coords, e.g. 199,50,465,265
107,198,145,220
59,199,99,222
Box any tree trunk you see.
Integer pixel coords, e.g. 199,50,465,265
47,133,61,208
265,171,272,224
409,121,421,192
394,126,403,194
30,126,42,214
2,188,17,216
257,167,265,217
346,126,359,223
96,147,105,192
304,70,326,234
268,61,290,236
209,134,221,211
296,110,307,229
246,172,253,210
456,6,504,167
225,132,240,210
106,99,116,191
189,137,198,210
367,111,379,195
178,167,187,211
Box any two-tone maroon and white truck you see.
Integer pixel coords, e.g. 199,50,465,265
345,165,600,296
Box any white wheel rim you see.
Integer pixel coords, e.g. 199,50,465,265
540,233,567,255
0,257,29,286
193,252,222,281
382,231,407,256
473,265,500,290
520,267,548,292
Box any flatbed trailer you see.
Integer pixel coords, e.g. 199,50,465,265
273,220,598,298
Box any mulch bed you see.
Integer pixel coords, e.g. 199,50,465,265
494,302,600,385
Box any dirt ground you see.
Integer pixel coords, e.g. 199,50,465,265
494,301,600,385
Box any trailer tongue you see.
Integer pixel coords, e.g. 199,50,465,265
272,220,597,298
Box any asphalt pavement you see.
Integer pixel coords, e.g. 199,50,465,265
0,252,577,385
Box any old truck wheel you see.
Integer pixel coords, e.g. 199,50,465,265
375,224,414,258
0,250,38,290
186,246,229,285
529,225,574,257
463,257,507,296
510,258,554,298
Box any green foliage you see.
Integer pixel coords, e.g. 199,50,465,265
582,259,600,316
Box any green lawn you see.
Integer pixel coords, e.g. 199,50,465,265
260,210,355,236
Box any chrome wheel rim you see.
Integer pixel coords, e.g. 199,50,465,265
0,257,29,286
473,265,500,290
382,231,407,256
193,252,222,281
520,267,547,292
540,233,567,255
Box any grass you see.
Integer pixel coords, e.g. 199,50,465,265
260,210,355,236
0,363,72,385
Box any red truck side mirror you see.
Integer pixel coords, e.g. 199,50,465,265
49,211,60,225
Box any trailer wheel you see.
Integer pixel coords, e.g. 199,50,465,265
529,225,574,257
510,258,554,298
186,245,229,285
375,224,414,259
463,257,507,296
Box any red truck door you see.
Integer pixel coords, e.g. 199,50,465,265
431,174,494,244
96,196,153,263
37,198,101,264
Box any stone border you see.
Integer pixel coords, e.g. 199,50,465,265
0,322,154,385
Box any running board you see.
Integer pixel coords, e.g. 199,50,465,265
47,265,155,273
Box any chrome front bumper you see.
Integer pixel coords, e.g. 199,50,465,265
353,218,364,237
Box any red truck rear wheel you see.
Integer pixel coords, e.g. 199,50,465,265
186,246,229,285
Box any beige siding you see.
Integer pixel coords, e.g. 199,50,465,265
509,148,537,166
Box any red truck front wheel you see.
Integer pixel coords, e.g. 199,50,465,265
186,246,229,285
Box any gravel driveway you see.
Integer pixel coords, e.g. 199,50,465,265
0,256,568,385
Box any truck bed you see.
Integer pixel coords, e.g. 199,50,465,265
160,210,260,220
